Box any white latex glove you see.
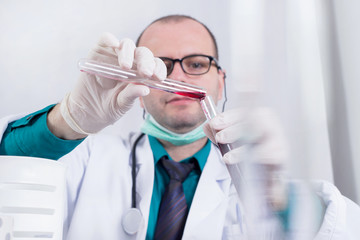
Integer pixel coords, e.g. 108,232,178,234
203,107,288,165
60,32,166,135
203,107,289,210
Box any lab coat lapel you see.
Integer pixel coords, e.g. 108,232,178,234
183,145,231,239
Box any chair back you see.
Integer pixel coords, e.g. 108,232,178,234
0,156,65,240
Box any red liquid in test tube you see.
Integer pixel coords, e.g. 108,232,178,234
200,96,233,156
173,91,206,100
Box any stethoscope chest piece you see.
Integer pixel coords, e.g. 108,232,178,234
122,208,144,235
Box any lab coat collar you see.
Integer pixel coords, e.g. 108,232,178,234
183,144,232,239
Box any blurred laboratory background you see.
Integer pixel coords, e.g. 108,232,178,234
0,0,359,204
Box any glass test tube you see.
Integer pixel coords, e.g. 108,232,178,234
78,59,206,99
200,95,246,196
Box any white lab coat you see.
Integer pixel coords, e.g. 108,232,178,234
59,133,240,240
1,114,360,240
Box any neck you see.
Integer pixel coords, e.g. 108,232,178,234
158,137,208,162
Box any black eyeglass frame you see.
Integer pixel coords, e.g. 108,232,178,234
159,54,222,76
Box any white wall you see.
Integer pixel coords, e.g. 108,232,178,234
329,0,360,203
229,0,334,183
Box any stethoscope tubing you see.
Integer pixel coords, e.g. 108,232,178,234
131,133,145,208
122,133,146,235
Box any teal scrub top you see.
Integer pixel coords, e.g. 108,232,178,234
0,105,83,159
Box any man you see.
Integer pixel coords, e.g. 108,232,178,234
1,15,359,239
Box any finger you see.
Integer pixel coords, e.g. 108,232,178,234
222,143,283,165
116,84,150,114
222,128,288,165
89,33,120,61
153,57,167,80
222,146,249,164
209,108,246,130
97,32,120,48
215,121,262,144
117,38,136,70
134,47,156,77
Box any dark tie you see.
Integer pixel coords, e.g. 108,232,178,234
154,156,195,240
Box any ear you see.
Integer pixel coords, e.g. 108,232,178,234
217,69,226,101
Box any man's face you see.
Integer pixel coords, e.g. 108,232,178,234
138,19,225,134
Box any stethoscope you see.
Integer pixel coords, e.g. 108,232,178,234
122,133,146,235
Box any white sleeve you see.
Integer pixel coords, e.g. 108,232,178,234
0,114,26,139
313,180,360,240
343,196,360,239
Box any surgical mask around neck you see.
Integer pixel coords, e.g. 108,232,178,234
140,114,206,146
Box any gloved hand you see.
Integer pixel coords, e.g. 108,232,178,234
203,107,288,165
60,32,166,135
203,107,289,210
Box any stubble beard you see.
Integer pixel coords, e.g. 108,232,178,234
160,110,206,134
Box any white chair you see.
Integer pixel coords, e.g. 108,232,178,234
0,156,65,240
0,215,13,240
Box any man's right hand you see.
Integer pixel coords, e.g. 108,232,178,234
49,33,166,139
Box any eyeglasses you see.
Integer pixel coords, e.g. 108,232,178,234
159,54,221,76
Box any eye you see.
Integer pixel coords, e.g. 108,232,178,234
161,59,174,74
184,57,209,71
191,62,205,69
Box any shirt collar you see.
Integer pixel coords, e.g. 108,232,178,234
148,135,210,171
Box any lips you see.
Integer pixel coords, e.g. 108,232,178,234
166,96,196,104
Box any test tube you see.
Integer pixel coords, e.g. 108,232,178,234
78,59,206,99
200,95,246,196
